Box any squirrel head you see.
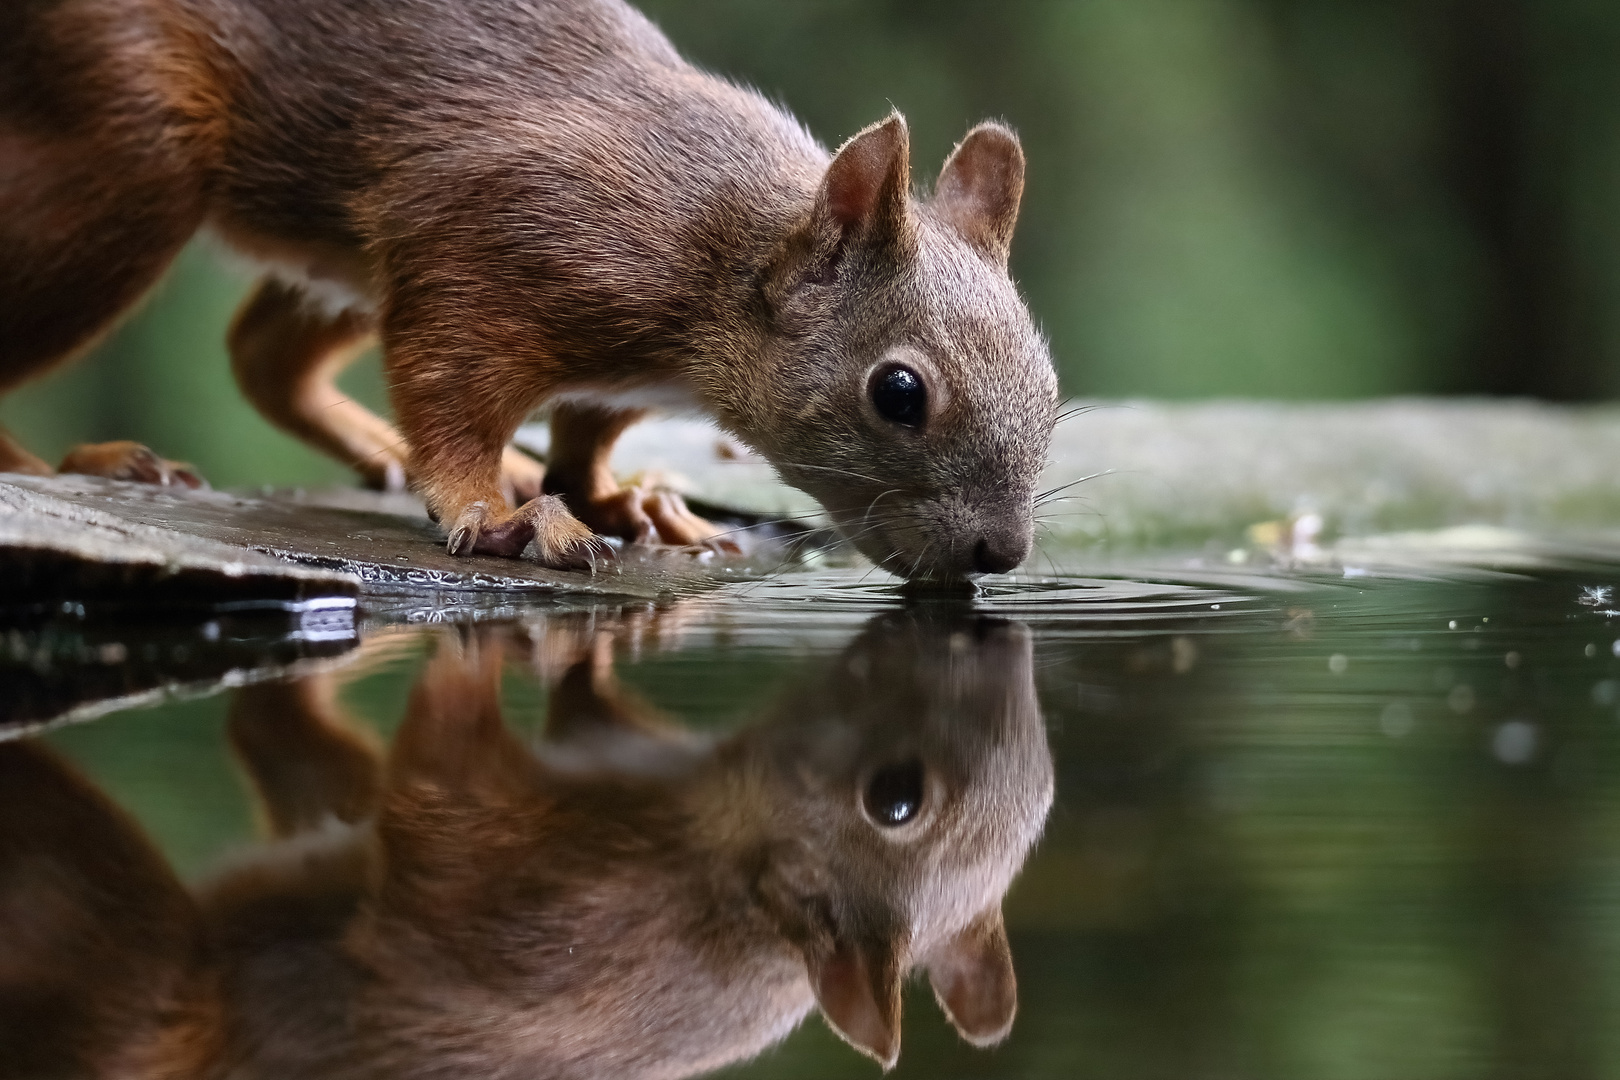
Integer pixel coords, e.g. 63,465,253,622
743,113,1057,581
736,614,1054,1067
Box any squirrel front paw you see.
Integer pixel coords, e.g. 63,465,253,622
444,495,610,571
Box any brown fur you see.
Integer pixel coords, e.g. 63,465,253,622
55,440,205,487
0,743,223,1080
0,613,1052,1077
0,0,1056,579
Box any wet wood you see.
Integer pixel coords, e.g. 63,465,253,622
0,478,358,609
0,473,728,609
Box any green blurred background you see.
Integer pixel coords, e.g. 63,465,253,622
8,0,1620,488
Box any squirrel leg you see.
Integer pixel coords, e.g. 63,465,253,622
228,279,412,492
544,402,733,548
229,278,546,501
227,675,383,838
389,632,538,804
393,370,607,568
0,430,53,477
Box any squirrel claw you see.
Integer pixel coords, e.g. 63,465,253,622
532,503,609,571
547,533,615,574
445,524,478,556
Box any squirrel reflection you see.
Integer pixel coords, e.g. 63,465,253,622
0,613,1052,1079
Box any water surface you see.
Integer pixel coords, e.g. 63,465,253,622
6,556,1620,1080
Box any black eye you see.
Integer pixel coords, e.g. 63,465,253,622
870,365,927,428
863,760,925,826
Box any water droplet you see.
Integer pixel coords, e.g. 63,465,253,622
1579,585,1614,607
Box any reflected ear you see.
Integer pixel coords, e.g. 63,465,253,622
932,122,1025,266
807,937,905,1070
816,112,912,248
925,906,1017,1046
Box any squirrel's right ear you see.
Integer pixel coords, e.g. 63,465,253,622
932,122,1025,268
814,112,913,253
924,905,1018,1046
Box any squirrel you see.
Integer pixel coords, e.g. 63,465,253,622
0,0,1057,580
0,612,1053,1078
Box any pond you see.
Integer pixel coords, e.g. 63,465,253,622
5,549,1619,1080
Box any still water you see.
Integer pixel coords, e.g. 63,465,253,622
5,560,1620,1080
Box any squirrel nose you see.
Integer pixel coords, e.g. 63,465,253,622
971,532,1028,575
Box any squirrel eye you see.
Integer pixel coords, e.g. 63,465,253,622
870,365,927,428
863,760,925,827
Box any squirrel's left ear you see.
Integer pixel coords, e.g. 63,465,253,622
924,905,1018,1046
932,123,1025,268
806,933,906,1070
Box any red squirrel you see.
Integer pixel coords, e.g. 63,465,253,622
0,613,1052,1077
0,0,1057,580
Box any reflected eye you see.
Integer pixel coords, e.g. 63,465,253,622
863,760,925,826
870,365,927,428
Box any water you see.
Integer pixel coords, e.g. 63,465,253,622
6,558,1620,1080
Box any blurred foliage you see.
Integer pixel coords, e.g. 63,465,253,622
7,0,1620,488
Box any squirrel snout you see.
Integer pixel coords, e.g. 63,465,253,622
970,527,1030,576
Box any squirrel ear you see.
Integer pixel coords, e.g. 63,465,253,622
924,905,1018,1046
817,112,912,247
932,122,1025,267
807,936,905,1070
